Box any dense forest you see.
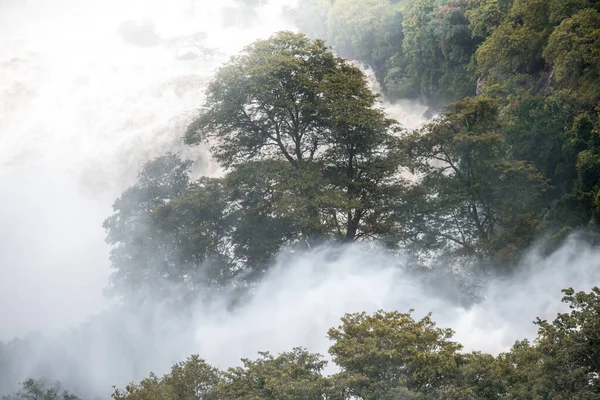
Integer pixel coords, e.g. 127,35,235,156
102,0,600,298
3,0,600,398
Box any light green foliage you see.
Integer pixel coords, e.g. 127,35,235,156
475,0,598,86
465,0,514,39
547,0,599,24
454,352,505,399
475,0,551,83
112,355,220,400
216,348,337,400
328,310,463,397
544,8,600,96
105,288,600,399
2,379,80,400
492,340,546,399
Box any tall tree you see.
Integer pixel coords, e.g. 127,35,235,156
403,97,548,265
185,31,405,243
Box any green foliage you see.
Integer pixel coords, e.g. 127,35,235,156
106,5,600,292
112,355,220,400
466,0,514,39
185,31,334,168
103,153,198,296
2,379,80,400
292,0,479,103
107,288,600,399
475,0,549,83
328,310,463,397
327,0,401,81
533,287,600,398
106,33,409,296
185,31,405,243
544,8,600,100
399,0,478,101
403,97,548,264
217,348,337,399
150,177,236,286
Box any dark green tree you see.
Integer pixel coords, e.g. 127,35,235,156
403,97,548,265
185,31,406,243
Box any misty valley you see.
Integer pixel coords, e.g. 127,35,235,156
2,0,600,399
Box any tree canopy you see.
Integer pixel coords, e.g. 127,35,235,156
104,32,413,295
104,287,600,400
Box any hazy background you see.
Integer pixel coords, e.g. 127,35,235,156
0,0,295,339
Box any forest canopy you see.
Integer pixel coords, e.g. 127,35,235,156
58,287,597,400
103,0,600,296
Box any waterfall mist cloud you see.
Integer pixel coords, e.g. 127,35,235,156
0,0,295,341
3,240,600,397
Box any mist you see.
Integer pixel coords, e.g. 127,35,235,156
2,0,600,398
0,0,295,340
3,240,600,397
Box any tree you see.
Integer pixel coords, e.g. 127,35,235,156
149,177,237,287
475,0,552,85
326,0,400,82
454,352,506,400
112,355,220,400
106,287,600,400
532,287,600,398
224,160,338,266
466,0,514,39
216,348,338,400
544,8,600,102
431,0,479,100
2,379,80,400
328,310,464,398
185,31,405,243
103,153,197,297
493,340,547,399
402,97,548,265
